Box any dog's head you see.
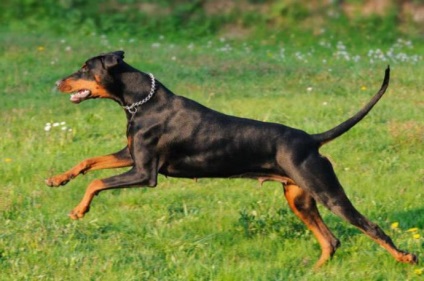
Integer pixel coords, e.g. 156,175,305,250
56,51,125,103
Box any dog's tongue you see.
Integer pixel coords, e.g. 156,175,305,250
70,90,90,103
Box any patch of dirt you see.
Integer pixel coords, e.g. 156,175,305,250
388,120,424,148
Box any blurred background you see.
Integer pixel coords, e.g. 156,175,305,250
1,0,423,41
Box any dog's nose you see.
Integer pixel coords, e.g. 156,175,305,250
55,80,62,88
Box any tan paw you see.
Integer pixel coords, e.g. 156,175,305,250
69,205,90,220
398,253,418,264
45,174,71,187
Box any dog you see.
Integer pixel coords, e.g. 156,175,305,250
46,51,417,267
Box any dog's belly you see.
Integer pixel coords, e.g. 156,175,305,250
158,147,282,179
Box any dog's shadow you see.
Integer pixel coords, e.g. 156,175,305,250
391,208,424,229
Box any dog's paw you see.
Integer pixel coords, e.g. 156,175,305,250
45,175,70,187
397,252,419,265
394,250,419,265
69,205,90,220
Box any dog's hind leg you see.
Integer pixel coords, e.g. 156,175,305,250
283,184,340,268
288,154,418,265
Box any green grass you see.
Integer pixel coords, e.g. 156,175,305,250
1,30,423,280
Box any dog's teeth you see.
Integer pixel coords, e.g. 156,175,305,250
70,90,90,103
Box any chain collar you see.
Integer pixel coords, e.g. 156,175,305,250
123,73,156,116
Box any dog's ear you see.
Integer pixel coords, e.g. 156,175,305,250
102,51,125,69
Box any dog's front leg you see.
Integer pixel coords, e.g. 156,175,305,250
46,147,133,187
69,149,158,219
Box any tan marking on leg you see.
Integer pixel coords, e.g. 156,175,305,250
69,179,105,220
284,184,340,268
46,154,133,187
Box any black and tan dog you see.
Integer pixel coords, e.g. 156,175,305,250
46,51,417,267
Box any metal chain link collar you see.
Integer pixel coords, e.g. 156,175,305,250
123,73,156,115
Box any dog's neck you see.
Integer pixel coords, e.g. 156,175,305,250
122,73,156,115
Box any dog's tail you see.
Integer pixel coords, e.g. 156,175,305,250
312,66,390,146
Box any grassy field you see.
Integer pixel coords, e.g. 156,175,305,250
1,30,423,280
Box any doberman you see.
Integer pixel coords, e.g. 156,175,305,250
46,51,417,267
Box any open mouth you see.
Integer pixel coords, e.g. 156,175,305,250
70,89,91,103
